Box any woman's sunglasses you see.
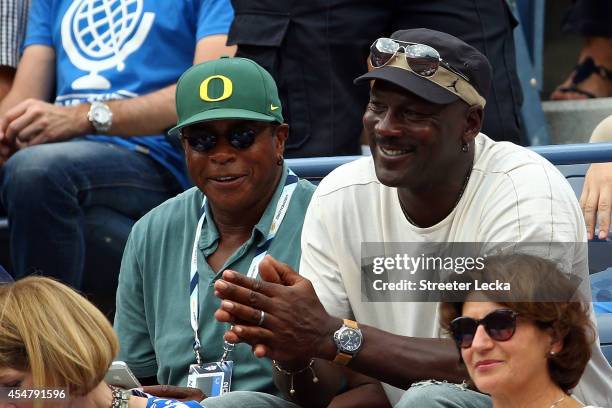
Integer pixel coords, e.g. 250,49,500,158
369,37,470,82
450,309,518,348
181,128,260,153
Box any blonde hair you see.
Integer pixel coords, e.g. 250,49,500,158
0,276,118,396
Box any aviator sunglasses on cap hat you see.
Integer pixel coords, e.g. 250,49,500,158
370,38,470,81
355,29,491,109
368,38,485,108
450,309,520,348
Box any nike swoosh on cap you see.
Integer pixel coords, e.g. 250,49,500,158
270,104,279,111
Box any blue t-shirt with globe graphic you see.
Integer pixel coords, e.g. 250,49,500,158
24,0,234,189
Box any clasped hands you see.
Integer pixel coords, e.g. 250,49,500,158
214,255,341,365
0,99,90,163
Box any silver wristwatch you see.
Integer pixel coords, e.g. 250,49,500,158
332,319,363,365
87,101,113,133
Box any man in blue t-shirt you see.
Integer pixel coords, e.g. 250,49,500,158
0,0,235,287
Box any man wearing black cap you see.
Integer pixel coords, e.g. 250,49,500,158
209,29,612,408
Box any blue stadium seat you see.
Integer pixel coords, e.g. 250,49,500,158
598,313,612,364
556,163,589,197
592,268,612,312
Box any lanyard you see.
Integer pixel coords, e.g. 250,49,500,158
189,169,299,364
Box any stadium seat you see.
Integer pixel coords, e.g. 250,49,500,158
598,313,612,364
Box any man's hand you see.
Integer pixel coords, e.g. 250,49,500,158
0,99,91,150
580,162,612,240
214,255,341,363
0,66,16,102
0,116,17,164
141,385,206,402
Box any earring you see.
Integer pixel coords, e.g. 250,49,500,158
549,351,556,356
277,155,284,166
461,143,469,153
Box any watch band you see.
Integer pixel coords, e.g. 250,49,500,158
343,319,358,329
332,319,360,366
333,352,353,365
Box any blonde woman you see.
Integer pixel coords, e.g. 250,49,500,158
0,276,201,408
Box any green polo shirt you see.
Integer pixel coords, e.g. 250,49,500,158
114,167,316,394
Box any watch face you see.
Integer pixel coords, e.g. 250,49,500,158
93,108,110,123
338,328,362,352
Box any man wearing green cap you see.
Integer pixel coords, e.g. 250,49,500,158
113,57,386,405
112,55,311,394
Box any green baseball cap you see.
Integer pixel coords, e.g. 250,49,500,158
168,57,283,137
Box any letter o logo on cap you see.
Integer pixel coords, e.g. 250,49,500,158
200,75,233,102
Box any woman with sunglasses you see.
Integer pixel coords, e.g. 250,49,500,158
0,276,204,408
439,254,599,408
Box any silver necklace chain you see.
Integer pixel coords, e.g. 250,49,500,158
549,395,566,408
398,167,472,226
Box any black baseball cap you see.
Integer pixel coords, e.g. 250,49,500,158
355,28,492,107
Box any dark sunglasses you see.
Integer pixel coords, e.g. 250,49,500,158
370,38,470,82
181,127,262,152
450,309,518,348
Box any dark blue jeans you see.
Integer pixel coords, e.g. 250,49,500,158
0,140,182,288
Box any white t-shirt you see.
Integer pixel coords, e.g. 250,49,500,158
300,134,612,406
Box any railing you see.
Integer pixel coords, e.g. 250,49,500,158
530,142,612,165
286,142,612,178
